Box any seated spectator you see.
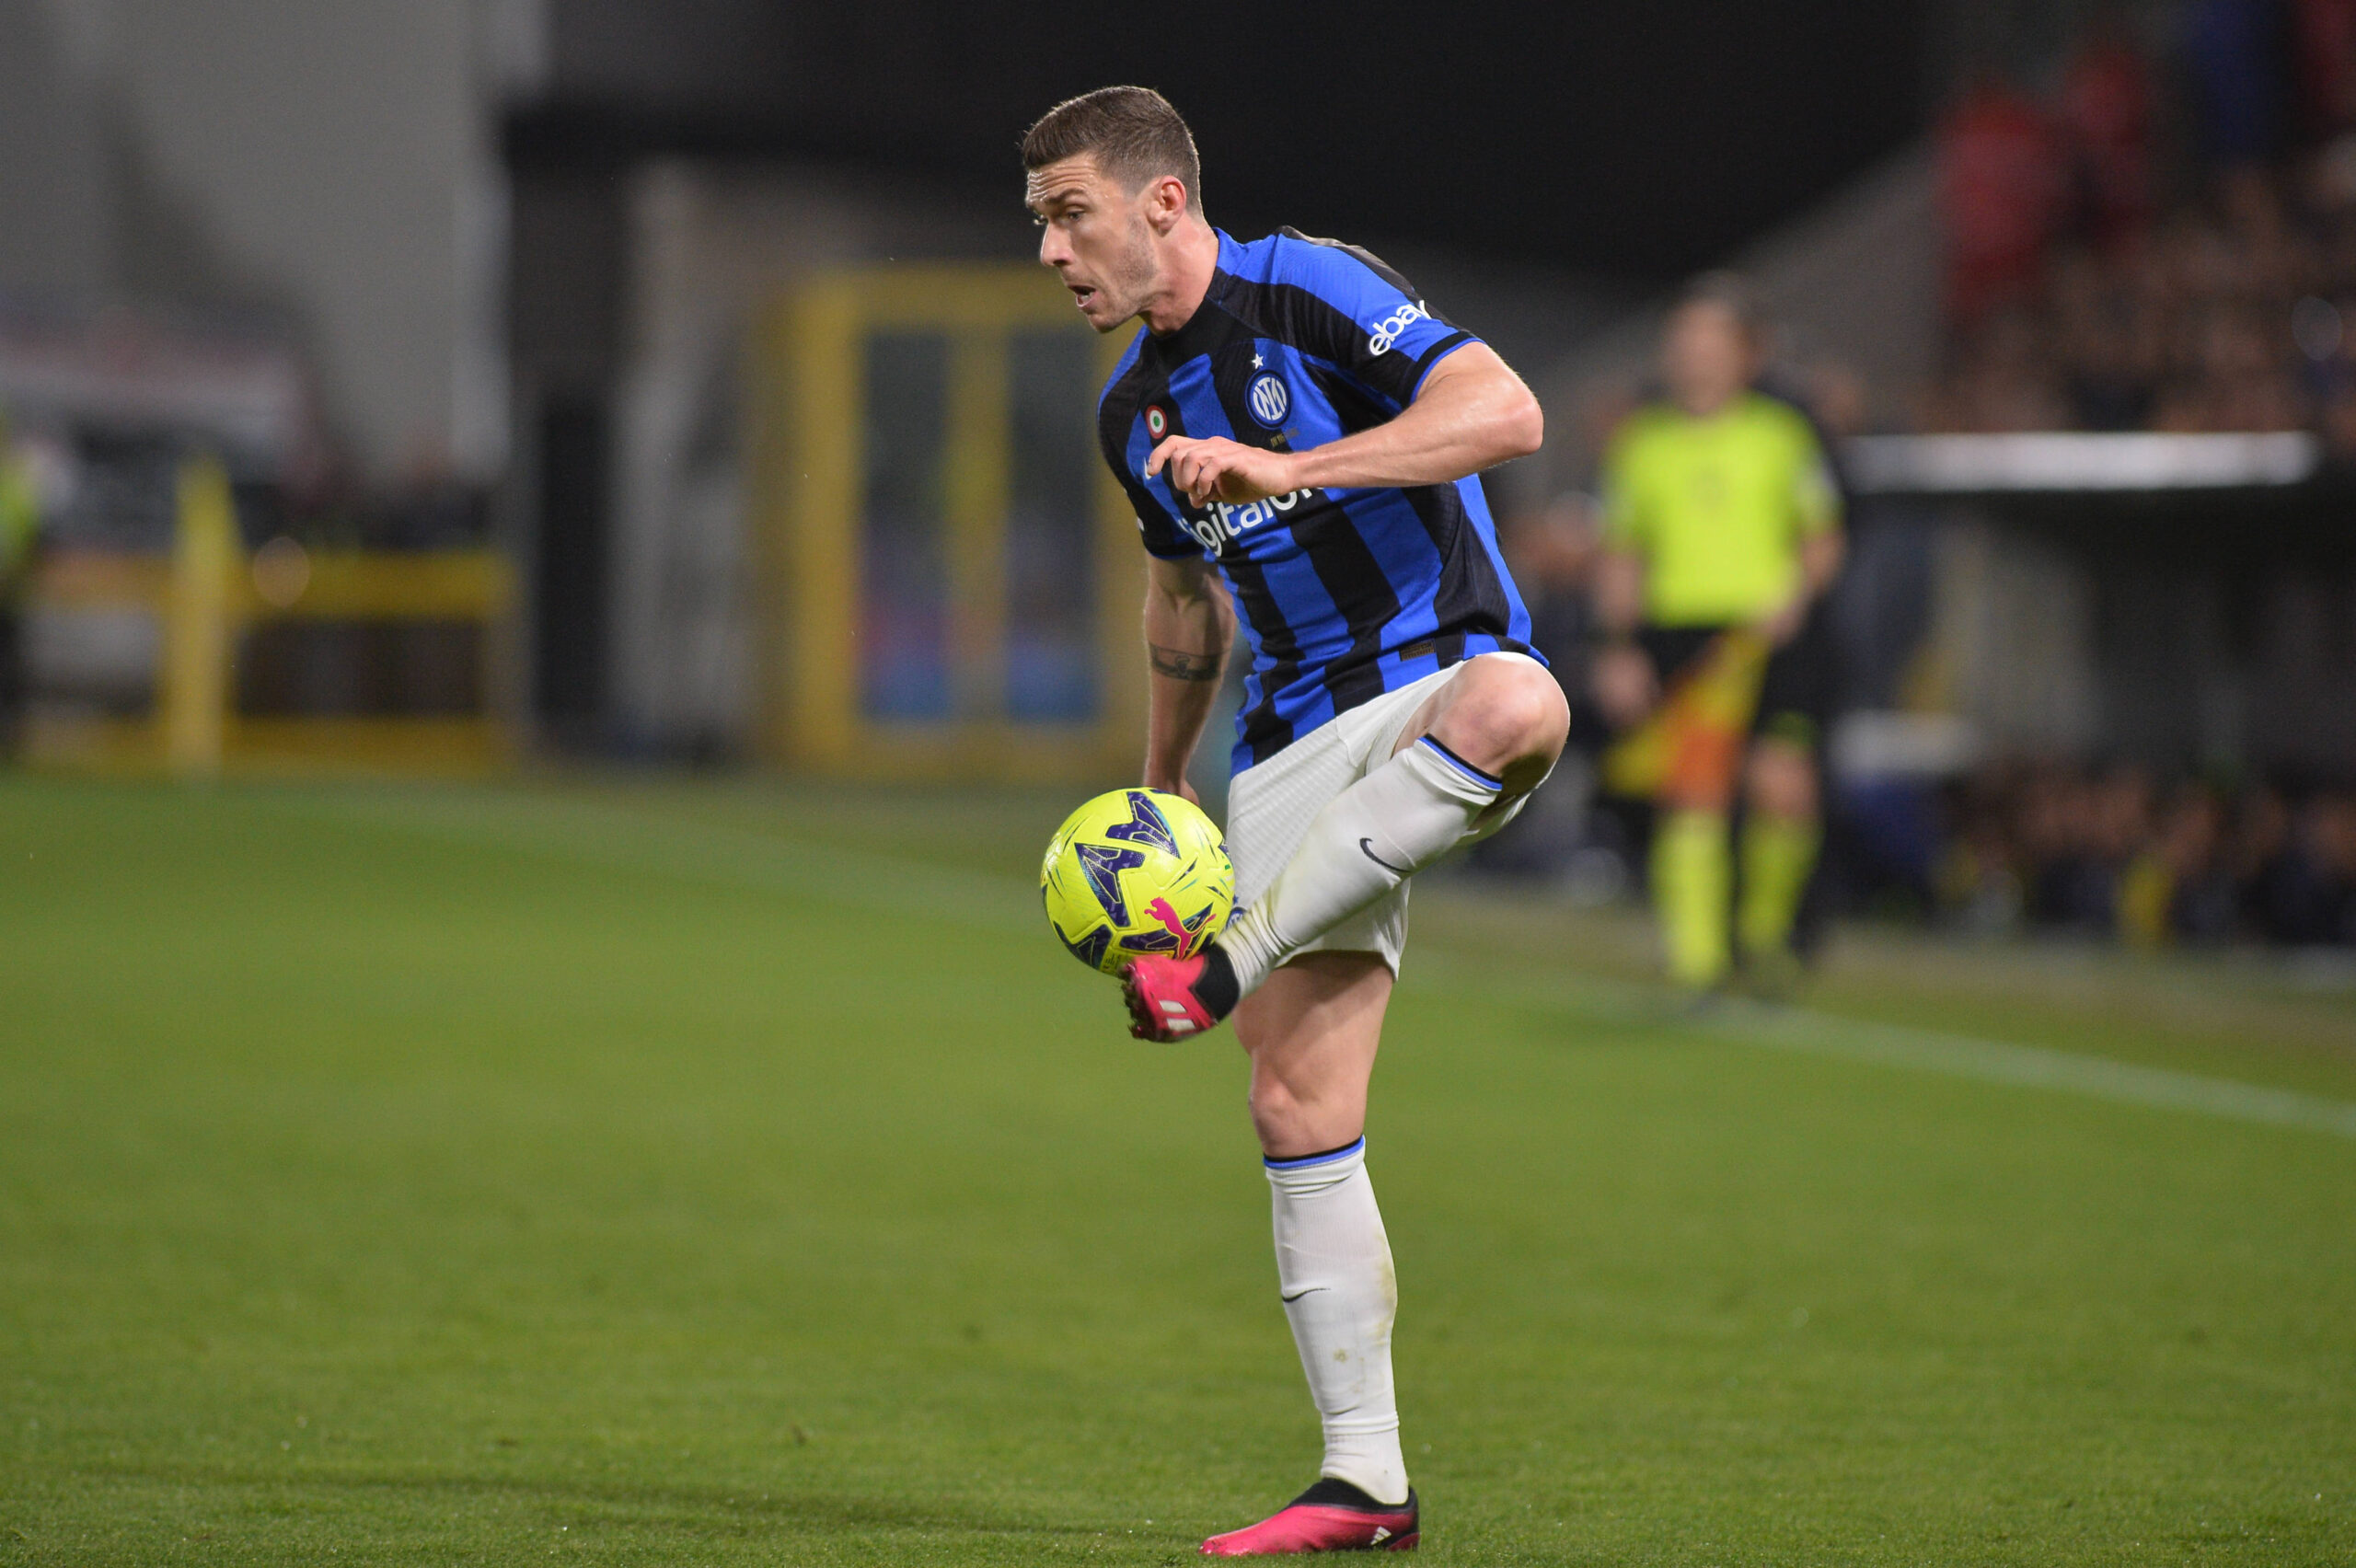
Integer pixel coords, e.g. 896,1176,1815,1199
2060,9,2158,252
2022,766,2121,931
2120,787,2238,945
2292,790,2356,942
1918,761,2351,951
1939,67,2065,329
2251,791,2348,943
1934,769,2029,934
1929,307,2073,432
1928,18,2356,445
2153,302,2309,430
2051,246,2159,428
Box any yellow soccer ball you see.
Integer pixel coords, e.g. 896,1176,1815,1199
1040,788,1234,975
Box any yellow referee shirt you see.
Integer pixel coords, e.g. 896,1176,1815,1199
1600,392,1840,627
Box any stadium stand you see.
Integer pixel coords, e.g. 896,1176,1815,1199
1526,5,2356,951
1931,3,2356,445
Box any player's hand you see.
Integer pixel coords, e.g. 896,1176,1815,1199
1145,774,1202,808
1146,435,1299,507
1755,594,1807,648
1593,643,1658,729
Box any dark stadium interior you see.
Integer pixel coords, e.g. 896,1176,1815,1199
2,0,2354,946
513,0,1930,280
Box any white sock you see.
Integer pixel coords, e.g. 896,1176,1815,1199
1265,1138,1409,1506
1219,737,1504,996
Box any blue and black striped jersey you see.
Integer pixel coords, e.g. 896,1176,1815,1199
1099,228,1541,773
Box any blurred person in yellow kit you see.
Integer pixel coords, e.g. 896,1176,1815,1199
0,411,42,758
1592,276,1844,995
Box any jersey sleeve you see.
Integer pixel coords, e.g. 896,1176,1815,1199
1267,232,1479,406
1126,477,1204,559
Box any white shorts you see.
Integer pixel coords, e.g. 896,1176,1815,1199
1222,651,1543,975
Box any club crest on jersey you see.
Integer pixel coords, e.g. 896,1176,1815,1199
1247,373,1289,429
1145,405,1168,439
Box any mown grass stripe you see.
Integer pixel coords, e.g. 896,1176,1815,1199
294,785,2356,1145
295,785,1037,935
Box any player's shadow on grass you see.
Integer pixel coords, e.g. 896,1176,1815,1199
83,1458,1106,1543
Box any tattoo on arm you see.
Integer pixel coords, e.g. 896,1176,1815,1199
1149,643,1224,683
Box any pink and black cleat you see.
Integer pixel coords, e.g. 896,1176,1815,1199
1199,1480,1420,1555
1120,950,1237,1042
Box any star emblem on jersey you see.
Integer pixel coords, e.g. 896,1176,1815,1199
1247,372,1289,430
1145,405,1168,439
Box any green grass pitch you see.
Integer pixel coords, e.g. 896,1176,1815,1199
3,773,2352,1564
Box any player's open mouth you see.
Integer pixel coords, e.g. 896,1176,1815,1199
1069,283,1097,309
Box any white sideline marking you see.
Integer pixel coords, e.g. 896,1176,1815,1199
1715,998,2356,1141
1416,955,2356,1143
291,789,2356,1144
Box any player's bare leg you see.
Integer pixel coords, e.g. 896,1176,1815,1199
1196,952,1422,1555
1172,660,1565,1553
1123,656,1567,1041
1239,953,1391,1159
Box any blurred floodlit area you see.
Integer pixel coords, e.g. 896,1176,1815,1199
0,0,2349,954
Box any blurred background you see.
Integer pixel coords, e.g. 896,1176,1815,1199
1,0,2351,957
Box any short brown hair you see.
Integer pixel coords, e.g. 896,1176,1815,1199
1675,271,1767,340
1022,86,1203,213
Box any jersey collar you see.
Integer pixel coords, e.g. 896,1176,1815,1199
1147,229,1246,363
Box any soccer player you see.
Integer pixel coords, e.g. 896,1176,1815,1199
1023,86,1567,1554
1592,276,1844,996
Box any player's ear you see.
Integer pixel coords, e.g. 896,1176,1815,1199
1144,174,1189,235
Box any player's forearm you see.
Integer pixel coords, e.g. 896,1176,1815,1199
1286,347,1542,491
1141,574,1231,790
1145,673,1223,791
1798,530,1844,600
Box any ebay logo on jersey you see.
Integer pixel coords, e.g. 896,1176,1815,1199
1366,301,1429,357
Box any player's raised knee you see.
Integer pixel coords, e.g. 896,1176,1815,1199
1444,660,1568,772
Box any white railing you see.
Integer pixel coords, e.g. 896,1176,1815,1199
1844,432,2323,495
